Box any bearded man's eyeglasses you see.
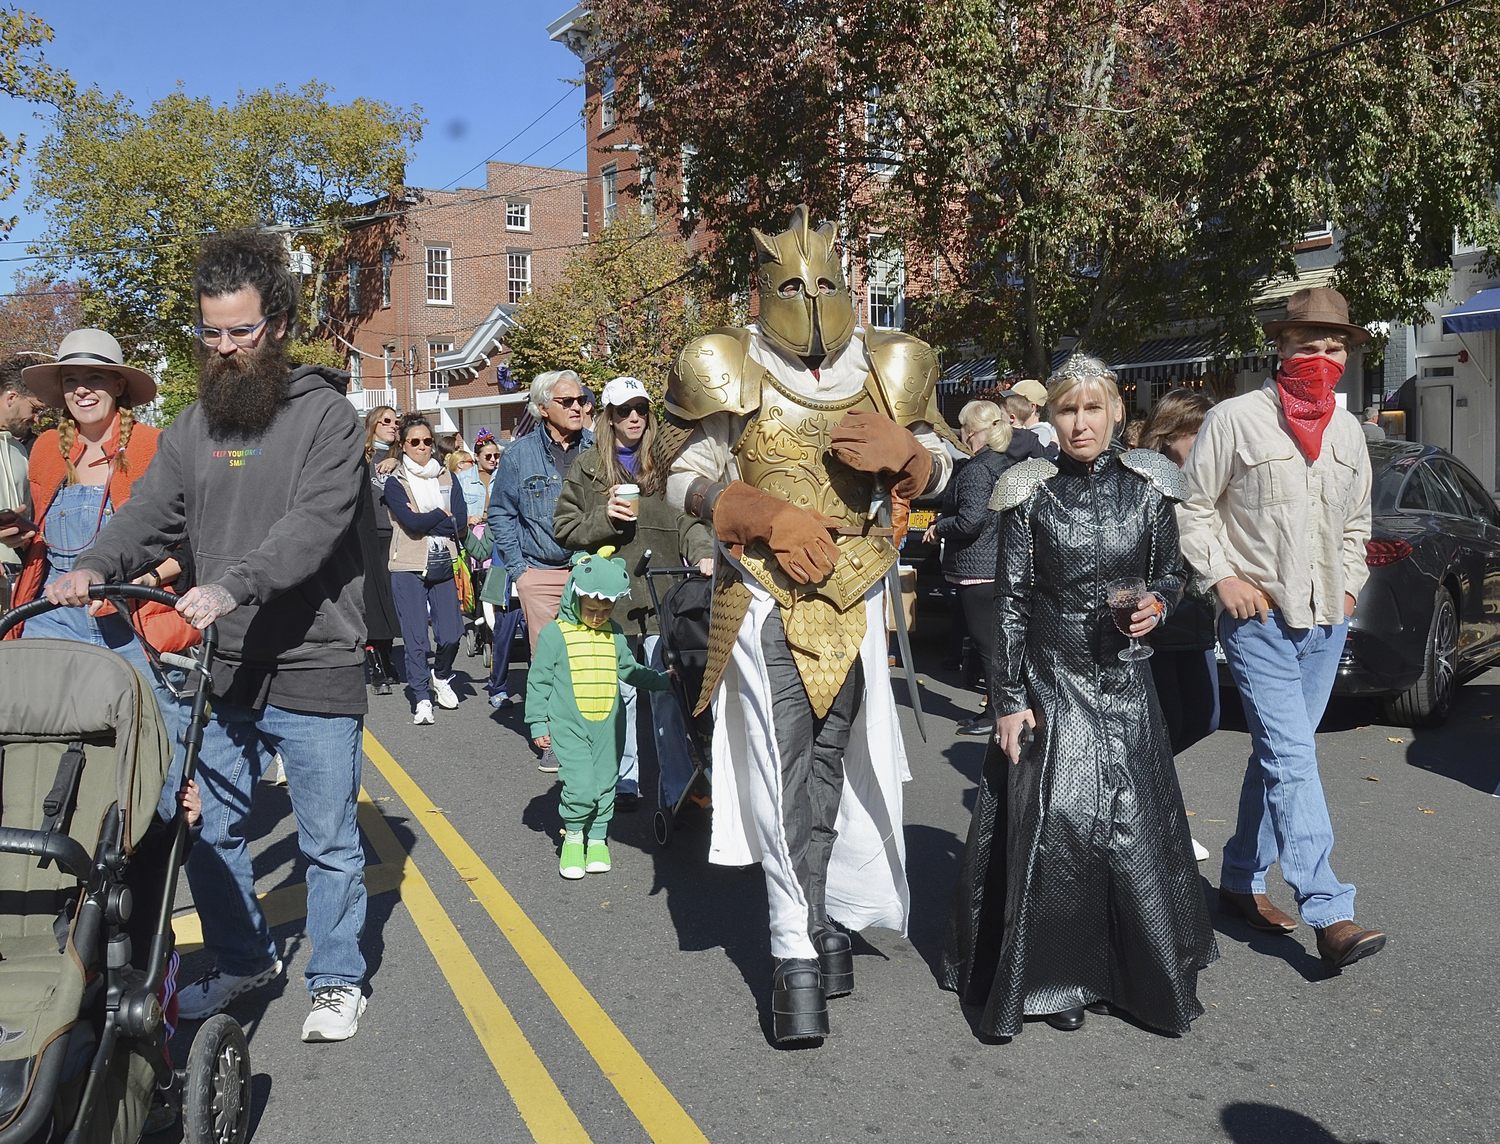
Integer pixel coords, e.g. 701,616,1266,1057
195,317,269,348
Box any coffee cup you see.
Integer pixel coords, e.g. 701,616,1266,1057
616,483,640,519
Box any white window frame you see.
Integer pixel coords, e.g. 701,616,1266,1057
347,261,360,314
507,252,532,305
380,250,392,308
1298,222,1334,245
428,341,454,391
383,344,393,386
602,165,618,227
866,234,905,330
506,201,530,232
681,144,697,209
582,188,590,237
425,245,451,305
865,90,901,175
639,164,655,216
348,352,362,390
600,65,616,130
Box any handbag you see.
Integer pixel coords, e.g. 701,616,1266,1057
423,545,455,584
453,555,474,614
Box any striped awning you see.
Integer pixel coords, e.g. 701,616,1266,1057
940,335,1275,394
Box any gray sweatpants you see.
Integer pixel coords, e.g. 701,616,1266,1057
760,610,863,947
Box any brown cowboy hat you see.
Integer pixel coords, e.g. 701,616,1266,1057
21,328,157,410
1263,287,1371,347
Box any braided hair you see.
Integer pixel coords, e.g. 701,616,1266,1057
57,405,133,485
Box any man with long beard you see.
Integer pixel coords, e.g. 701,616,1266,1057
47,230,372,1041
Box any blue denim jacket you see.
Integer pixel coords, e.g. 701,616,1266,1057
489,424,593,583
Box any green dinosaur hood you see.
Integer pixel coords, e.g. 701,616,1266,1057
559,548,632,624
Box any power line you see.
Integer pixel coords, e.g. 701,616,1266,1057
440,86,578,191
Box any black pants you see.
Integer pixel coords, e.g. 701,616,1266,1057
761,611,864,943
1148,647,1221,756
957,581,996,691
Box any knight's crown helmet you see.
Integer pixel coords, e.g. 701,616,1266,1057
751,205,855,359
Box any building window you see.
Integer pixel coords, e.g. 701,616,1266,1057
639,165,655,216
506,201,530,231
602,166,618,227
428,342,453,391
582,188,589,237
508,253,531,305
1296,222,1334,251
425,245,450,304
381,250,393,308
348,353,362,390
865,89,901,175
347,261,360,314
866,235,904,329
383,344,393,386
600,66,616,130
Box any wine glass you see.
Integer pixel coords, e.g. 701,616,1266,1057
1105,576,1155,662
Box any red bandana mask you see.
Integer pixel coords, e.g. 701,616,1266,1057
1276,355,1344,461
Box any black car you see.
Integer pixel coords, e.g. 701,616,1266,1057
1336,442,1500,726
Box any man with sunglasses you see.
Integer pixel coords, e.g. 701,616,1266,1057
48,230,372,1043
489,370,594,761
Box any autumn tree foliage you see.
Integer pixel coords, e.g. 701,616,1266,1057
0,270,81,361
595,0,1500,376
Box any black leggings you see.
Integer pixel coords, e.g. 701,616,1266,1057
957,581,996,689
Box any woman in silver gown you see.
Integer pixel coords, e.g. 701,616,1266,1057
940,356,1217,1038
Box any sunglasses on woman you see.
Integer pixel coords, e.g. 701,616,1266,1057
611,401,651,419
405,436,434,447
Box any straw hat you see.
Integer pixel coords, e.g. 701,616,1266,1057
21,329,157,409
1262,287,1370,347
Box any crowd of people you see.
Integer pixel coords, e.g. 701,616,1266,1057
0,206,1388,1060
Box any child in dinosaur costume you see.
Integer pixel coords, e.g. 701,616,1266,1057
526,550,671,879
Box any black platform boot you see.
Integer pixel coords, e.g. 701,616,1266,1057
771,958,827,1043
372,642,395,696
813,929,854,998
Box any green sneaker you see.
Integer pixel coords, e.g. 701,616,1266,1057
584,840,611,873
559,840,586,879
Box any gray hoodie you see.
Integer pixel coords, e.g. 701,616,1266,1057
76,365,367,713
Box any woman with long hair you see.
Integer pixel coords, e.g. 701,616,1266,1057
385,414,469,725
553,376,714,813
2,329,191,813
941,355,1216,1039
360,405,401,694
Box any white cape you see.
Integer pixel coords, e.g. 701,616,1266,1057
709,548,912,956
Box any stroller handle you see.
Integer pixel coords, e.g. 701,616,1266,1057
0,583,220,648
0,826,92,880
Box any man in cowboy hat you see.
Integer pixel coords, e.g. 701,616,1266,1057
1177,286,1386,970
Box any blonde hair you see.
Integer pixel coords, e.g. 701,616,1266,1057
446,449,474,473
58,407,133,485
957,399,1013,454
1047,354,1124,420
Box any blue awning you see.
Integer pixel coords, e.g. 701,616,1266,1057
1442,288,1500,335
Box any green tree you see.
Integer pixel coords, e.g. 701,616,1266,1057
0,8,71,236
596,0,1500,376
505,210,734,397
28,81,423,409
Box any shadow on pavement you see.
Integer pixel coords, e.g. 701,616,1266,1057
1221,1101,1385,1143
1402,672,1499,795
1200,875,1327,983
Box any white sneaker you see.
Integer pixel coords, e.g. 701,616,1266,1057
430,673,459,709
1192,837,1210,862
301,985,367,1043
176,959,284,1020
262,752,287,787
413,700,435,726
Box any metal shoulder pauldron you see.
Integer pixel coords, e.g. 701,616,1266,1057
988,457,1059,512
1119,448,1189,502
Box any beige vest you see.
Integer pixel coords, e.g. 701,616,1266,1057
388,469,458,574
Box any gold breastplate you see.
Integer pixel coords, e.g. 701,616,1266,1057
727,372,897,715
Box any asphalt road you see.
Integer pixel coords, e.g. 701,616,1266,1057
160,613,1500,1144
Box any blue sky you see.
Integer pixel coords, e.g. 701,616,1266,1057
0,0,587,259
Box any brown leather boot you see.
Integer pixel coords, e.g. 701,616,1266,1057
1217,888,1298,933
1315,921,1387,968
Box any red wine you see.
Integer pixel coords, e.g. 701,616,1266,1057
1109,590,1141,635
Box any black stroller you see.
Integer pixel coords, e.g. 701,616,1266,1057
632,552,714,848
0,585,251,1144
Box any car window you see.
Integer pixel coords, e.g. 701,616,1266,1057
1371,461,1408,515
1438,460,1500,526
1412,462,1469,518
1397,464,1435,512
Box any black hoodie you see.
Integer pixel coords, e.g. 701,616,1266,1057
77,365,368,714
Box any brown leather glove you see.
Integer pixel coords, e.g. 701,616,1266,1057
712,480,841,585
828,410,934,500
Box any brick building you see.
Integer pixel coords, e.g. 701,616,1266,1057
332,159,588,443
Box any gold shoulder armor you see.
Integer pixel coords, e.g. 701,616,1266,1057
665,327,766,422
864,330,962,449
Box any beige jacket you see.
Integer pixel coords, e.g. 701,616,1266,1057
1178,383,1372,629
0,431,28,570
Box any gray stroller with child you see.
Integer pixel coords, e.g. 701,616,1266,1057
0,585,250,1144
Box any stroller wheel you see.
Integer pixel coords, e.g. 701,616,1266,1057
483,638,493,669
653,808,674,848
182,1014,252,1144
466,628,479,658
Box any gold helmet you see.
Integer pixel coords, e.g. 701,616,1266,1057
751,205,856,359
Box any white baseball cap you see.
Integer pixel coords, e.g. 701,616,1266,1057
600,376,650,409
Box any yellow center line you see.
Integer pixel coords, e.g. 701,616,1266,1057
363,729,711,1144
355,787,592,1144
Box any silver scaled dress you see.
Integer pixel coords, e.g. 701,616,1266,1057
939,448,1218,1037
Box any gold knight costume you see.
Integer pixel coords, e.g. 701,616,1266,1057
659,206,955,1043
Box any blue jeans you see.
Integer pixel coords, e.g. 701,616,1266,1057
186,702,366,992
1218,610,1356,928
23,588,192,822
